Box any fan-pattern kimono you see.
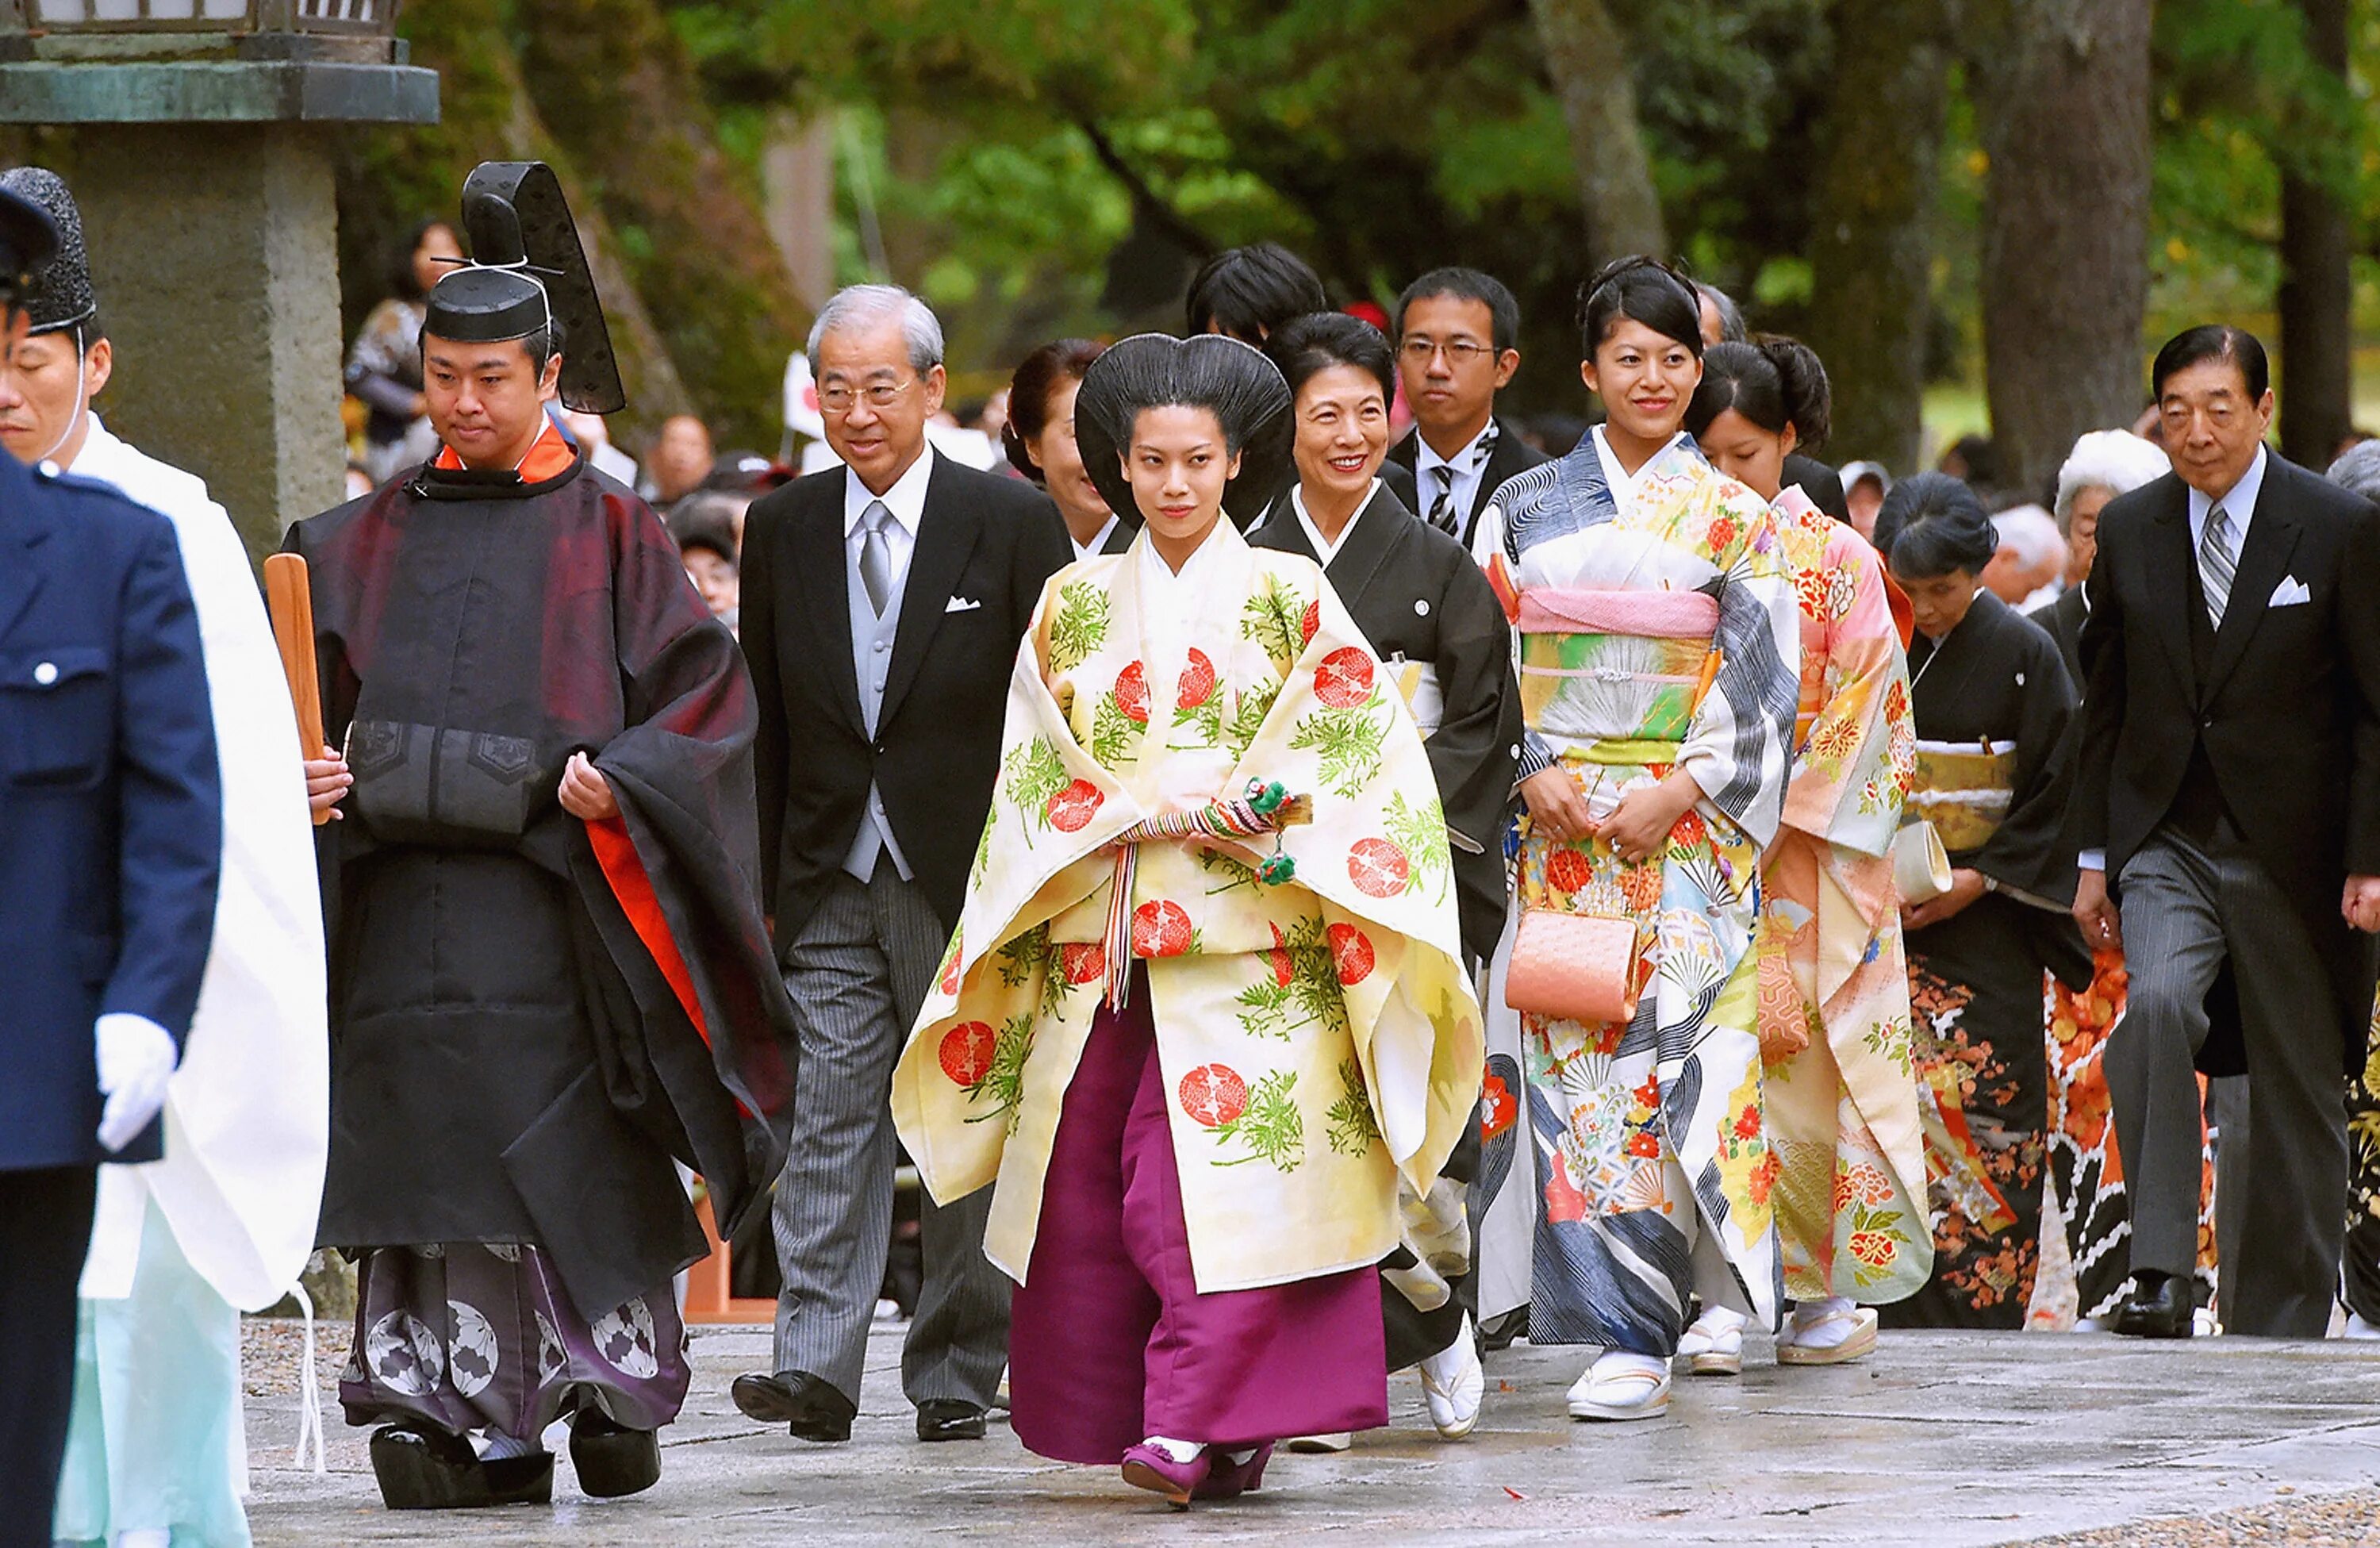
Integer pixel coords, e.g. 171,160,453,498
891,520,1482,1296
1472,432,1800,1355
1755,487,1931,1305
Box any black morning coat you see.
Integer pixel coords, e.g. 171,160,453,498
2075,454,2380,1073
740,450,1073,938
1384,417,1552,551
1250,481,1522,966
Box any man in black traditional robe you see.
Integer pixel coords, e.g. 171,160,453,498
292,163,797,1510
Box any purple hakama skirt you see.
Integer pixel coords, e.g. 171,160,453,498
1008,968,1387,1463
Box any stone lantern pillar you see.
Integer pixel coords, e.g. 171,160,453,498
0,2,437,560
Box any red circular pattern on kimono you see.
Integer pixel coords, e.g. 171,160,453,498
1346,838,1411,898
939,931,962,995
1046,778,1104,832
1114,661,1150,724
1326,922,1374,985
1480,1073,1518,1140
1300,599,1320,647
1313,647,1376,708
1130,900,1193,958
1545,847,1593,893
1178,1062,1249,1128
1177,648,1218,709
1266,923,1295,987
1060,941,1107,985
939,1022,996,1087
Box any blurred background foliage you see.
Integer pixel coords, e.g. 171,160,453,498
334,0,2380,490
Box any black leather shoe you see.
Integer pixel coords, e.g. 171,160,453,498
2112,1272,2192,1339
916,1399,988,1442
570,1408,662,1498
731,1369,857,1442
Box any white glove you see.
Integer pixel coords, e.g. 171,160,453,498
94,1012,178,1154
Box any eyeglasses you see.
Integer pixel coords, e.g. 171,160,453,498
1400,338,1495,367
818,378,917,414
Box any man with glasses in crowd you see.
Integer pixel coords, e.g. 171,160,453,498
1384,267,1548,550
733,284,1069,1448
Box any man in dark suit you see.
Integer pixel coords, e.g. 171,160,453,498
1384,267,1549,550
734,285,1069,1446
2073,325,2380,1339
0,182,221,1534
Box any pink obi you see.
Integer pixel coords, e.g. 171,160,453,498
1514,586,1719,641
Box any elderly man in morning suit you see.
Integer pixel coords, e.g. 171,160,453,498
734,285,1071,1445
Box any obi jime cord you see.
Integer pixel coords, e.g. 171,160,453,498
1100,778,1311,1008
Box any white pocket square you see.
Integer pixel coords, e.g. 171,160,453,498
944,595,983,613
2270,576,2313,607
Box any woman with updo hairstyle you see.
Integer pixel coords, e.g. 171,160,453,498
1004,338,1127,559
1247,311,1520,1444
892,332,1482,1507
1468,256,1801,1423
1868,471,2090,1331
1676,340,1929,1373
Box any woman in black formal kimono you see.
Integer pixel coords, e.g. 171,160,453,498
1248,310,1520,1442
1870,473,2093,1329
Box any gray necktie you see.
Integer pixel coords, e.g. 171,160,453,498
859,500,893,617
1426,466,1457,534
2198,503,2236,626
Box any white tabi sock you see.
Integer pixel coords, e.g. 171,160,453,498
478,1428,547,1462
1142,1435,1203,1465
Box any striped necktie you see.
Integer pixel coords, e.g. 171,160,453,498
2198,503,2236,626
1426,466,1457,534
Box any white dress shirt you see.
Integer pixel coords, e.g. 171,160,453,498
1291,479,1379,567
1414,421,1496,528
844,446,935,586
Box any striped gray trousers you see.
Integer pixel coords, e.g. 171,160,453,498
768,863,1010,1408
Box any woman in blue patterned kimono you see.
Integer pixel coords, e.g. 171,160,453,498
1472,259,1799,1421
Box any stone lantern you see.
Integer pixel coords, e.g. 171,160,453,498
0,0,438,559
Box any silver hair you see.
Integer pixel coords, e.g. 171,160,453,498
2053,428,2171,532
1990,502,2066,569
1693,282,1746,344
2328,439,2380,503
806,283,944,378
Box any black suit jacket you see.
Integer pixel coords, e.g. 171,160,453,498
1782,453,1848,523
2027,582,2089,689
1385,417,1550,549
741,451,1070,935
2076,456,2380,1053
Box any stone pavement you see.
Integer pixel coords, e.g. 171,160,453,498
242,1321,2380,1546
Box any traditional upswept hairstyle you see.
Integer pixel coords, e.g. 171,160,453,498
1265,311,1396,405
1871,471,1998,580
1683,337,1831,451
1576,255,1703,360
1001,336,1107,483
2053,429,2170,533
1184,242,1329,342
1395,266,1522,355
1073,332,1293,524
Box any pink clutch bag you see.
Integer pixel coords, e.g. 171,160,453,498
1504,908,1643,1027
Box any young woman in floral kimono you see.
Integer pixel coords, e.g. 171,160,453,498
890,334,1481,1506
1867,474,2092,1330
1679,339,1929,1374
1470,259,1799,1422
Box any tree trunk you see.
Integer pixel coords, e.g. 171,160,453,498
516,0,809,450
1802,0,1953,472
2277,0,2352,469
1526,0,1668,271
1969,0,2155,503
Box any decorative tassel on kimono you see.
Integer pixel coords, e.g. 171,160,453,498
1099,778,1311,1008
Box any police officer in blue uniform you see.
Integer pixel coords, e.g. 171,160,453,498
0,179,222,1538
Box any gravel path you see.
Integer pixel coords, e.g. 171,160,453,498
2017,1486,2380,1545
